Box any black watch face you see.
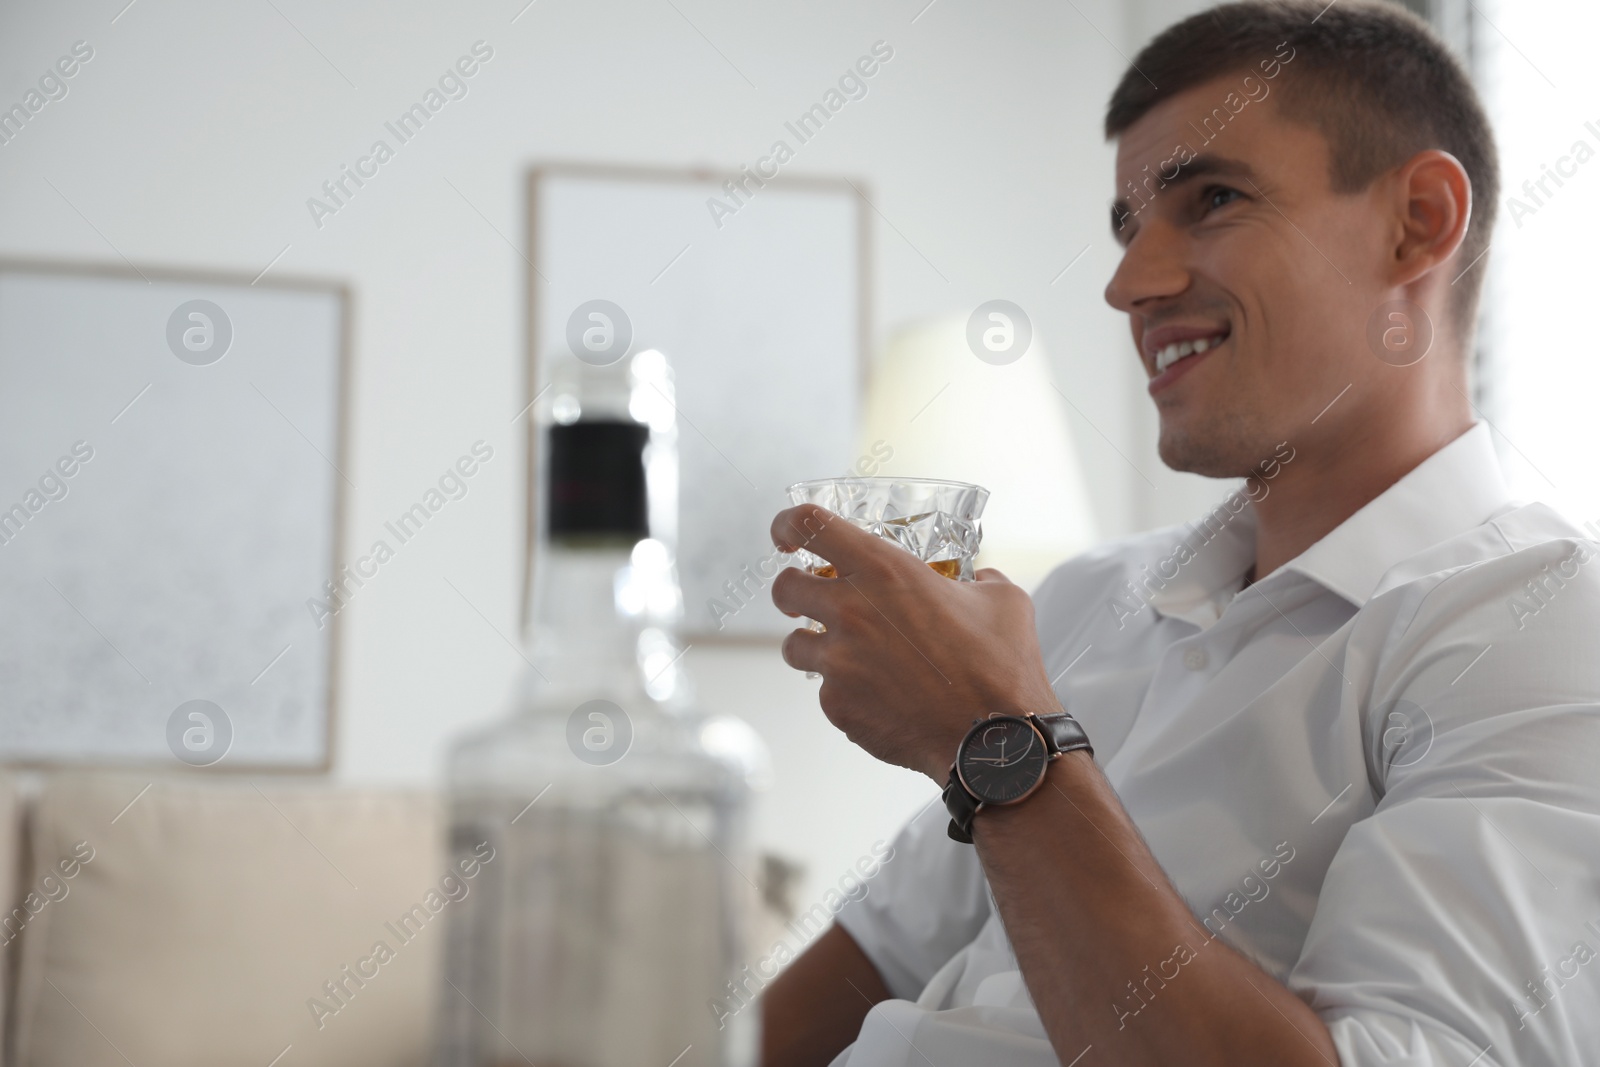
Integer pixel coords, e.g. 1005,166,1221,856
957,716,1050,804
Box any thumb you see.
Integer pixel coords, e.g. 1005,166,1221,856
771,503,885,574
974,567,1015,585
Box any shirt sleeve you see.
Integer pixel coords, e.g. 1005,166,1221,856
834,795,992,1002
1288,538,1600,1066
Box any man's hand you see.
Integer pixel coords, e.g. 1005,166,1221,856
769,503,1061,781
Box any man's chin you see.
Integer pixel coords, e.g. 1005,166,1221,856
1156,423,1252,480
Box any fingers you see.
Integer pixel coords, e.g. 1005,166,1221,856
770,503,829,553
780,625,826,673
770,565,840,624
770,504,887,575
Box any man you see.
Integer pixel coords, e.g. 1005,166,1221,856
762,2,1600,1065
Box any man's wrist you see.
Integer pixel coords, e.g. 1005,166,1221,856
926,690,1067,780
925,746,958,782
967,746,1094,840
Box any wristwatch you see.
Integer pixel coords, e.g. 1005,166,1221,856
942,712,1093,843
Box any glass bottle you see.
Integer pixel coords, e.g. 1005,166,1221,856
437,349,766,1067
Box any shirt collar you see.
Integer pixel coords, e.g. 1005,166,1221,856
1142,497,1258,629
1146,422,1512,622
1280,422,1512,606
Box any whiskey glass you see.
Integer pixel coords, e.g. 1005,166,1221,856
784,477,989,651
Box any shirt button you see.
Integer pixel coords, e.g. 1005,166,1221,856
1183,648,1208,671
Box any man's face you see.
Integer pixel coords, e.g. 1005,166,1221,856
1105,73,1392,477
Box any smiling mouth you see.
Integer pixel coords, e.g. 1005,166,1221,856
1153,329,1230,374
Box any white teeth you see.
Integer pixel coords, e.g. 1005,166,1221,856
1154,334,1225,373
1154,341,1190,372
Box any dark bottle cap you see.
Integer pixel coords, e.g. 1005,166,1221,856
547,420,650,541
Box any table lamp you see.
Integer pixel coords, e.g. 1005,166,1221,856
857,314,1097,592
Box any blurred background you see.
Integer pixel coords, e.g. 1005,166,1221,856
0,0,1595,1064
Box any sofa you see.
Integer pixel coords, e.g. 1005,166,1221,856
0,772,792,1067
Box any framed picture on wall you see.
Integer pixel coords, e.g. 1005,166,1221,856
0,261,349,770
526,165,869,640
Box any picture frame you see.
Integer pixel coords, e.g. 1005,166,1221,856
525,164,869,640
0,259,350,771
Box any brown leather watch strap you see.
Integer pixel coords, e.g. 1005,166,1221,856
1036,712,1093,760
943,772,981,843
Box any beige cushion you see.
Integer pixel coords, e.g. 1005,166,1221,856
12,774,443,1067
0,773,20,1059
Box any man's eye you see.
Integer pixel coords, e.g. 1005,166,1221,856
1204,186,1242,211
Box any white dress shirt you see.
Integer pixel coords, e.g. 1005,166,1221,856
833,423,1600,1066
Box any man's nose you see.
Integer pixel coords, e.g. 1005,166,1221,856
1104,221,1190,312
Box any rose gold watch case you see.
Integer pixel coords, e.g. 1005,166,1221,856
954,712,1057,811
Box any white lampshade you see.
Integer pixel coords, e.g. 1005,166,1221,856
858,315,1096,592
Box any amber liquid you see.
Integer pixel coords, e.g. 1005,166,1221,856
810,558,963,580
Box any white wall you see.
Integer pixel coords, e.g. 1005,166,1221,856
0,0,1227,907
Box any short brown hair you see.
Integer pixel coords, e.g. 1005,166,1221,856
1105,0,1499,334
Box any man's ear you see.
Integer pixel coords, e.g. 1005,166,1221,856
1389,149,1472,287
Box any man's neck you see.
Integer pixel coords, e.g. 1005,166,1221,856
1248,410,1474,583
